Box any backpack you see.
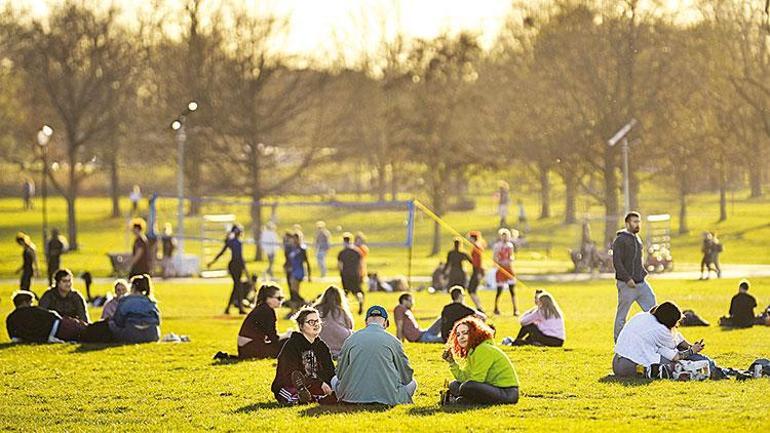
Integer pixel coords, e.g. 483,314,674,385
748,358,770,377
672,360,711,381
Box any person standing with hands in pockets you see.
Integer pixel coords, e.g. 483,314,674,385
612,212,657,342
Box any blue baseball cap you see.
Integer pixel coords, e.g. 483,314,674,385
365,305,389,322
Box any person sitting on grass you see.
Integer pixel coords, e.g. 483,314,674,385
393,293,442,344
6,290,86,343
314,286,354,358
235,284,291,359
271,307,336,405
101,279,128,320
613,301,705,378
719,279,757,329
333,305,417,405
440,317,520,405
510,290,565,347
108,274,160,344
440,286,486,343
39,269,89,323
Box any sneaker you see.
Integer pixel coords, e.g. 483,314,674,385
292,371,313,404
213,351,229,360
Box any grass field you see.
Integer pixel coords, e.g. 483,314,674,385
1,187,770,280
1,276,769,432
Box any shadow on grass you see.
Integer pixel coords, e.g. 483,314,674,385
299,403,392,417
0,342,24,351
407,404,483,416
73,343,126,353
211,357,260,366
598,374,652,386
233,402,284,413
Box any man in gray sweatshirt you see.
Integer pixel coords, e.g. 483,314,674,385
612,212,657,342
333,305,416,405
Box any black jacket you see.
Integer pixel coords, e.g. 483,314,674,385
271,331,335,395
612,230,647,283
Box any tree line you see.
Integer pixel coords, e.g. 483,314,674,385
0,0,768,255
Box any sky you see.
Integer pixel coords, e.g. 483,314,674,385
3,0,514,55
2,0,699,60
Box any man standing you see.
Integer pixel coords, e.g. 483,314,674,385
46,228,67,285
314,221,331,278
338,233,364,315
129,218,151,277
334,305,416,405
612,211,656,341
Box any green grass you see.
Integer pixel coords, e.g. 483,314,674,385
1,277,769,432
1,187,770,280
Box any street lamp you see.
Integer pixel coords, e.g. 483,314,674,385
170,101,198,261
37,124,53,246
608,119,638,216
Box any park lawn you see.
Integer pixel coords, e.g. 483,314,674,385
0,277,769,432
0,187,769,280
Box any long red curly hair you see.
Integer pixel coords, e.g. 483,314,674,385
447,316,494,358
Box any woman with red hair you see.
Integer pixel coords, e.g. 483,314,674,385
441,317,520,405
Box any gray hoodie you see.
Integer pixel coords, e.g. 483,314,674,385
612,230,647,283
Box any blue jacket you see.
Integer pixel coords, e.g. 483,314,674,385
112,295,160,328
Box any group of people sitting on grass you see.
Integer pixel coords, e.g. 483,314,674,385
6,268,161,344
612,279,769,381
222,282,574,406
269,304,519,406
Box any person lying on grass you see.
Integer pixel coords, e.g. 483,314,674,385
271,307,336,405
441,317,520,405
6,290,112,343
510,290,565,347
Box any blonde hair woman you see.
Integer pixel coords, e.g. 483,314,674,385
511,290,565,347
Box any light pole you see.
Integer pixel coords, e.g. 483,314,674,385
170,101,198,261
608,118,637,216
37,124,53,247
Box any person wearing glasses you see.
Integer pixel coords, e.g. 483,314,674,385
272,307,336,405
237,284,291,359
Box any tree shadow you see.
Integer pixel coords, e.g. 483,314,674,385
407,404,482,416
299,403,392,417
598,374,652,387
233,402,284,414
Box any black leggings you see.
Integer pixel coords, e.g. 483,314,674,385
228,262,244,310
515,323,563,347
448,380,518,405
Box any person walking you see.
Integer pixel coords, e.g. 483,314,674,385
467,231,486,312
314,221,331,279
15,232,39,294
22,179,35,210
612,211,657,342
259,222,279,279
338,233,364,315
443,238,472,289
492,228,518,316
208,224,249,315
128,219,151,278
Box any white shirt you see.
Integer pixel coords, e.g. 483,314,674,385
259,229,280,255
614,312,678,366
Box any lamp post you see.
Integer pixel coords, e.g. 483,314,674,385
37,124,53,247
170,101,198,260
608,119,637,216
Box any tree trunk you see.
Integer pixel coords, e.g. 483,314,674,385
389,162,398,201
250,147,263,261
430,167,446,256
563,167,577,225
376,161,386,201
603,146,619,247
538,162,551,219
678,175,689,234
719,160,727,222
749,157,763,198
109,154,120,218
